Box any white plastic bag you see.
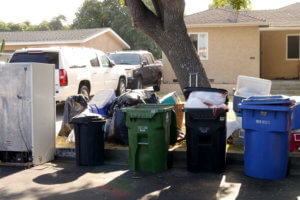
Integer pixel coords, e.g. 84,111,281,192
226,117,242,139
184,91,227,109
66,130,75,143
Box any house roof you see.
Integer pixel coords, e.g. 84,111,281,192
185,8,267,27
185,3,300,27
0,28,130,49
241,3,300,27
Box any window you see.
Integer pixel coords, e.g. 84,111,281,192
108,53,141,65
10,52,59,69
287,35,300,60
146,54,154,64
141,55,148,65
90,54,100,67
100,55,110,67
189,33,208,60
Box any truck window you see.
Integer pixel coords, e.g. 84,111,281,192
90,53,100,67
100,55,110,68
141,55,148,65
108,53,141,65
10,52,59,69
146,54,154,64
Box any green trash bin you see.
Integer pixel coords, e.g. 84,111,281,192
135,104,177,146
122,104,174,173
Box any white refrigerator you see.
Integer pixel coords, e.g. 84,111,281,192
0,63,56,165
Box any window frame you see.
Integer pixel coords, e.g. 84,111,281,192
286,34,300,61
189,32,209,60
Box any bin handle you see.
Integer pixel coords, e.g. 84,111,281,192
294,133,300,142
138,142,149,145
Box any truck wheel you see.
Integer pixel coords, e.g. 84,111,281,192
137,76,143,89
153,74,161,92
79,85,90,100
116,77,126,96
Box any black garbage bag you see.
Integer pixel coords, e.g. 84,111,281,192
106,90,159,145
58,94,89,137
107,89,159,117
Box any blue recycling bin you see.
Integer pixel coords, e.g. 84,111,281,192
239,96,294,180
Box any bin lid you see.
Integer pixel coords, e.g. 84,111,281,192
238,104,291,112
71,113,105,124
122,104,173,119
241,95,294,105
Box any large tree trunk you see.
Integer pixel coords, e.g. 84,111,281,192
125,0,211,90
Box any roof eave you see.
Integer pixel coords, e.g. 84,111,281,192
186,22,268,28
5,40,82,46
259,26,300,31
83,28,131,49
5,28,131,49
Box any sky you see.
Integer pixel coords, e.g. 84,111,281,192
0,0,299,25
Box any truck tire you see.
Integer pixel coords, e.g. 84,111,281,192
79,85,90,100
116,77,126,96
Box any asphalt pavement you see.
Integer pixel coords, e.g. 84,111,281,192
0,158,299,200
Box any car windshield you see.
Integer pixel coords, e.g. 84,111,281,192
108,53,140,65
9,52,59,69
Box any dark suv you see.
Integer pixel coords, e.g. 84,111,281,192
108,51,162,91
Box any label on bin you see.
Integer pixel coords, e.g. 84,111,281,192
151,109,157,114
255,119,271,125
260,111,267,116
138,126,148,132
199,127,209,134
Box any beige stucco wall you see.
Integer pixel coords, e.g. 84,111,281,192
4,32,125,54
83,32,124,53
162,26,260,88
261,30,300,79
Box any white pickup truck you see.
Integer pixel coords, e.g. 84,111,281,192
9,47,127,102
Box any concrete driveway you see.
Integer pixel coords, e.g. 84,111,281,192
0,158,300,200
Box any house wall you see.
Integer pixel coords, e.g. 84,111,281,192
162,26,260,92
261,30,300,79
83,32,124,53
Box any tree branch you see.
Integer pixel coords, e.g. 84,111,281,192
159,0,185,32
125,0,163,38
151,0,163,19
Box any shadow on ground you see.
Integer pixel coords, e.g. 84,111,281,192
0,166,25,179
37,169,300,200
0,161,300,200
32,158,127,185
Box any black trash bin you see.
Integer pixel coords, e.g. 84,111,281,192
71,115,105,166
183,87,228,173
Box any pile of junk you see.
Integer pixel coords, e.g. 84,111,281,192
58,89,185,146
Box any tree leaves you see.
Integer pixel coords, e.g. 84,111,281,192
212,0,252,11
72,0,161,58
0,15,68,31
